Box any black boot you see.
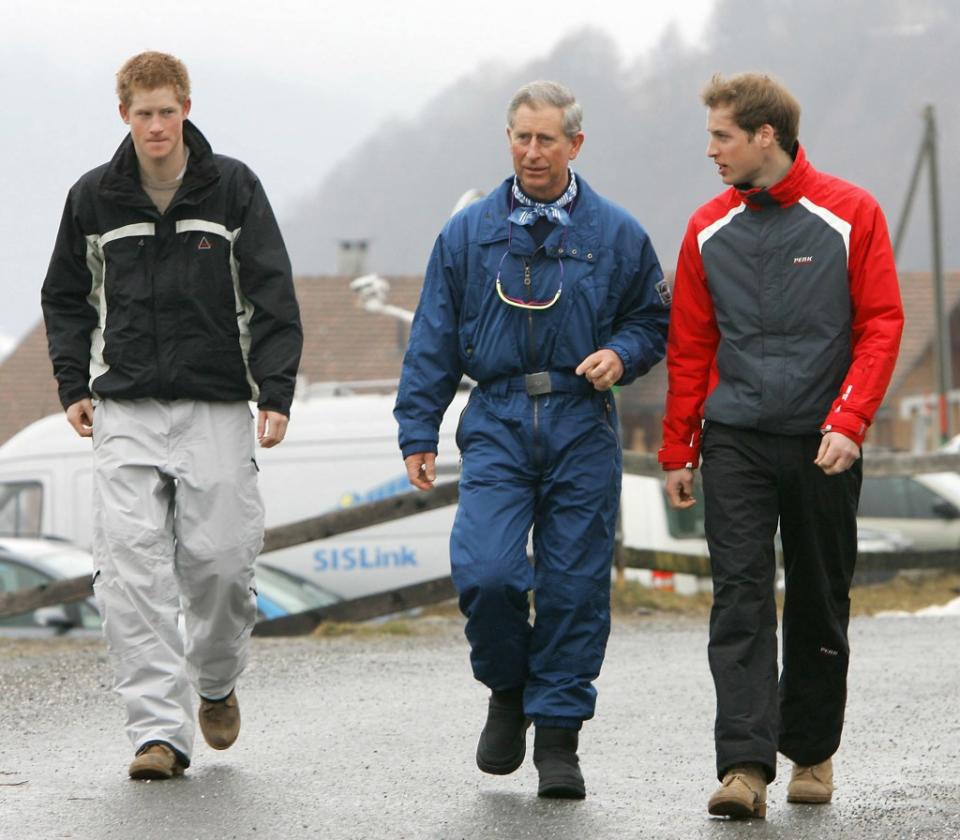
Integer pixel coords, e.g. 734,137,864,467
534,726,586,799
476,687,530,775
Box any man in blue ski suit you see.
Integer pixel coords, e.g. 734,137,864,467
394,80,669,798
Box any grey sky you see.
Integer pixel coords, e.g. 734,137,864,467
2,0,714,349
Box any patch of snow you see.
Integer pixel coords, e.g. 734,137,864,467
875,596,960,619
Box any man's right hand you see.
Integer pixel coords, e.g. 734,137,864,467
66,398,95,438
404,452,437,491
665,468,696,509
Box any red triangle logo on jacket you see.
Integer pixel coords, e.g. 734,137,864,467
198,236,212,250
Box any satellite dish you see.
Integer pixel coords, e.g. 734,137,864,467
450,189,485,216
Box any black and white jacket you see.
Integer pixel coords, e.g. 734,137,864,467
42,120,303,415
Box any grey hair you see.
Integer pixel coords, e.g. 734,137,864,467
507,80,583,139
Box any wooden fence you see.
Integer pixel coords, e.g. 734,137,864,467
3,450,959,631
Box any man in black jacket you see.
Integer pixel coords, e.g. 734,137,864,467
41,52,303,780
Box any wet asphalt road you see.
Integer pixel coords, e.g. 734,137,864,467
0,612,958,840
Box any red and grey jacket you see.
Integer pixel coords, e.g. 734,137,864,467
41,120,303,415
659,144,904,470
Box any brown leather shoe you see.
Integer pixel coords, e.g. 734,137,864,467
199,689,240,750
128,743,185,780
708,763,767,819
787,757,834,804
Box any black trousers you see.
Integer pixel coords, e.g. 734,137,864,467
700,422,862,782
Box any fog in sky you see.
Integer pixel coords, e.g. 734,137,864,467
2,0,714,346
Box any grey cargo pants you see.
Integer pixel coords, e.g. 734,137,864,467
92,398,264,764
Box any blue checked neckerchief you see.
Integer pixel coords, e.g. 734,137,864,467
508,171,578,226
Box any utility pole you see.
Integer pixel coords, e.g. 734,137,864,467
926,106,949,444
893,104,951,444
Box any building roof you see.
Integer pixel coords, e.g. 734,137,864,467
295,275,419,386
889,271,960,395
0,323,64,447
0,276,423,445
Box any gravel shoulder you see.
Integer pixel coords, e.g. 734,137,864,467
1,607,958,840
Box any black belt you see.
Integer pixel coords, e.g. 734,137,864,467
479,371,594,397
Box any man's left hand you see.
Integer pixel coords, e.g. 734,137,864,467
575,349,624,391
258,410,289,448
814,431,860,475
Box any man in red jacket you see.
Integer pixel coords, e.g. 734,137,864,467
660,73,903,819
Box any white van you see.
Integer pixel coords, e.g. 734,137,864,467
0,392,710,600
620,472,709,594
255,391,467,597
0,391,467,600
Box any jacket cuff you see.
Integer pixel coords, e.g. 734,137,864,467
602,343,633,384
397,419,440,456
658,443,699,470
59,385,92,411
256,396,291,417
820,411,868,447
401,441,438,459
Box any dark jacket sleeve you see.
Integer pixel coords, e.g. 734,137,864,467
602,229,670,385
40,190,98,410
393,231,465,458
233,175,303,416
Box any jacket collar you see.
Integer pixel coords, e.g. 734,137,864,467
737,143,810,210
477,174,602,258
99,120,220,211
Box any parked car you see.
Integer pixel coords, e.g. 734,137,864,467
254,562,341,619
0,392,469,601
0,537,341,634
620,473,710,594
0,536,100,634
855,525,913,554
773,525,912,591
857,472,960,551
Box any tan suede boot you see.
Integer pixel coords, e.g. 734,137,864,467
787,757,834,804
708,763,767,819
199,689,241,750
128,743,185,780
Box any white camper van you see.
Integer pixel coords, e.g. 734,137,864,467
0,390,715,600
620,472,709,594
255,391,468,597
0,391,468,600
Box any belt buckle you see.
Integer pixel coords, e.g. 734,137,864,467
524,371,552,396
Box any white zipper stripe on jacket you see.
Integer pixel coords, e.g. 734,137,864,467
99,222,156,247
84,234,110,391
697,204,747,252
226,228,259,399
798,197,851,263
176,219,238,242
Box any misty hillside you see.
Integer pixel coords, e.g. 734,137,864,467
283,0,959,276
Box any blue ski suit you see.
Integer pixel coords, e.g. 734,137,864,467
395,175,669,727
